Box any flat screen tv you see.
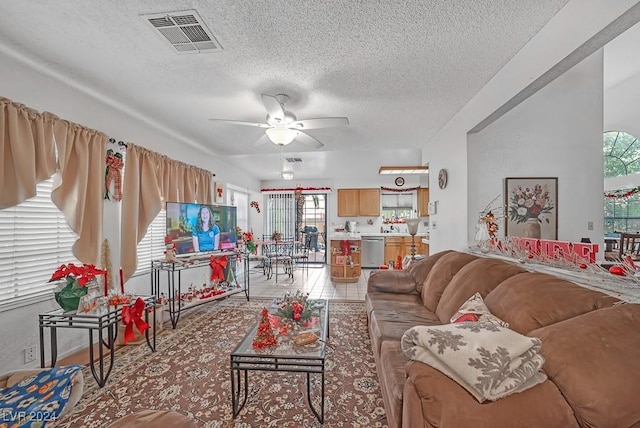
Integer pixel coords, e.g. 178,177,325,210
166,202,238,255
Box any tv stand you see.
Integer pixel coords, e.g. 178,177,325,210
151,251,250,328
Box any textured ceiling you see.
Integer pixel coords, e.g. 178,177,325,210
0,0,573,180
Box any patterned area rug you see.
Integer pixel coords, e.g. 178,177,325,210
56,297,387,428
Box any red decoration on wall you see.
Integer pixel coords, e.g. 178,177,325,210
261,186,332,192
250,200,261,213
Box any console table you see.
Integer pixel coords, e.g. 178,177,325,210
151,251,250,328
38,296,156,387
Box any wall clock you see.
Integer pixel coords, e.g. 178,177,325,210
395,176,405,187
438,169,448,189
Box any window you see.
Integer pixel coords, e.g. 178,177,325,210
0,179,79,310
133,209,167,277
604,131,640,234
604,131,640,178
265,193,296,239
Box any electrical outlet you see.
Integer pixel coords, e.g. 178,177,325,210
24,345,36,363
587,221,594,231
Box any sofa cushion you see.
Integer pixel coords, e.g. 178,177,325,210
403,359,580,428
484,272,619,334
377,340,409,428
530,303,640,428
421,252,479,312
410,250,454,294
435,257,526,323
365,292,423,318
369,306,441,357
368,269,418,294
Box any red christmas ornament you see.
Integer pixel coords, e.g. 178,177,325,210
609,265,626,276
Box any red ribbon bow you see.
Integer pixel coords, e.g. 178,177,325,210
121,298,150,344
210,255,228,281
105,151,124,201
340,240,352,255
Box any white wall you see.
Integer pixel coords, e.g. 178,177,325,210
423,0,639,254
468,51,604,248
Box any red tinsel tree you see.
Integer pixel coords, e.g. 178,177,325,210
252,308,277,349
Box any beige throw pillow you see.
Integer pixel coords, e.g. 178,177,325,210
450,292,509,327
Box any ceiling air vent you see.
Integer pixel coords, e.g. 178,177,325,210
142,10,223,54
286,157,303,163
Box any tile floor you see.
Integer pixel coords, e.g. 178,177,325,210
242,261,372,301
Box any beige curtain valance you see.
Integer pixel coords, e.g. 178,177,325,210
120,143,213,280
0,97,106,264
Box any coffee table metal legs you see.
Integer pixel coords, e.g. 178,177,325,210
306,371,325,424
230,367,248,418
230,365,325,423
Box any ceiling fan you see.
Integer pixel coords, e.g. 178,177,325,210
209,94,349,148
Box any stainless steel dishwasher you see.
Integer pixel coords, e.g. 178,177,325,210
361,236,385,268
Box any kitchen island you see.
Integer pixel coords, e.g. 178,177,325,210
328,235,361,282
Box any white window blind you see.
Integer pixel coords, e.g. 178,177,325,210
0,179,79,310
133,209,167,277
265,193,296,239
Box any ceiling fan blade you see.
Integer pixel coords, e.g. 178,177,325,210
290,117,349,130
261,94,285,122
252,133,271,147
295,131,324,148
208,119,270,128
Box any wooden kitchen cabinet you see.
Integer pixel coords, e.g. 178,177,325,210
384,237,404,265
337,189,360,216
358,188,381,216
418,187,430,217
385,236,423,265
337,188,380,217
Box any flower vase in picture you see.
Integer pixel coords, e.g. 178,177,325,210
506,179,556,239
523,218,541,239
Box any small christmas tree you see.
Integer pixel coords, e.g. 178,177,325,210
252,308,277,349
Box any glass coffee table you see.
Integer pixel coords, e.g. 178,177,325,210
230,299,330,423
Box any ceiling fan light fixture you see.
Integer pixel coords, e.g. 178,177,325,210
266,127,298,146
281,170,294,180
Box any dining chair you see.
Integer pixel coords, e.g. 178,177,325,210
291,241,309,275
264,240,294,282
618,232,640,260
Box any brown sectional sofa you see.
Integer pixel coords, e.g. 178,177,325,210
365,250,640,428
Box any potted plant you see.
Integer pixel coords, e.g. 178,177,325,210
50,263,106,312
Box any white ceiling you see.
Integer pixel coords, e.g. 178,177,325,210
0,0,614,181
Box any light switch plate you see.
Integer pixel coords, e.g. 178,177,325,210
428,201,437,215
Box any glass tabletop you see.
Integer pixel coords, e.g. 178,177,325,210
231,299,329,360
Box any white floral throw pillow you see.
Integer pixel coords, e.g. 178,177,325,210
450,292,509,327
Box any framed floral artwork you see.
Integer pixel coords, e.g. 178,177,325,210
504,177,558,240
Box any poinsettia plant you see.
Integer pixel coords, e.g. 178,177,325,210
242,231,257,254
50,263,106,286
276,290,314,322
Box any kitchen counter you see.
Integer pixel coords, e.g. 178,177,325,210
361,233,429,238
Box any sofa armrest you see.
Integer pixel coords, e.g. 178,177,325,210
367,269,419,294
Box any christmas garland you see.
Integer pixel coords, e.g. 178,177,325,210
380,186,420,192
604,186,640,198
